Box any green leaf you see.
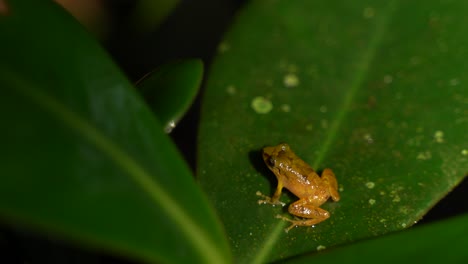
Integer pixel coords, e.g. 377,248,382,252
285,213,468,263
137,59,203,133
198,0,468,263
0,1,230,263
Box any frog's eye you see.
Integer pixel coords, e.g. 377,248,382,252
268,157,276,167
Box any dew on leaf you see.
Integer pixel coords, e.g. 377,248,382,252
316,245,326,251
251,96,273,114
364,133,374,144
283,73,299,88
281,104,291,112
417,151,432,160
226,85,237,95
434,130,444,143
164,120,176,133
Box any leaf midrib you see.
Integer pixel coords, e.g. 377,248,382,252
250,1,399,263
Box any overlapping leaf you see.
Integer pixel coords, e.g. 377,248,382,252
0,1,230,263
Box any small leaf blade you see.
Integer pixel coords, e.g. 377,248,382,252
137,59,203,133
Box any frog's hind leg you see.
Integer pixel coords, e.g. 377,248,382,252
321,168,340,201
277,198,330,232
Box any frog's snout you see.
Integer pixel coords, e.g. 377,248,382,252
263,146,274,155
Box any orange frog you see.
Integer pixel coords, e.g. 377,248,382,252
257,143,340,232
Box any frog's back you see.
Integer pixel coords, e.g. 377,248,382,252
282,158,330,200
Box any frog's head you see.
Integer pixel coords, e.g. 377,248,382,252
262,143,290,170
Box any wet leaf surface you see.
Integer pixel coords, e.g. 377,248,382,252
198,0,468,262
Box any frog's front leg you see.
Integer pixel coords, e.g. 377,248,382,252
276,198,330,232
257,180,286,206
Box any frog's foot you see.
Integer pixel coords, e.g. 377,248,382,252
275,214,301,232
275,214,326,233
256,191,285,206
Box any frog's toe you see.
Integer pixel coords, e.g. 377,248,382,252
284,224,297,233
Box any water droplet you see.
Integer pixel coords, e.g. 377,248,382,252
368,199,376,205
283,73,299,88
365,182,375,189
317,245,326,251
417,151,432,160
251,96,273,114
226,85,236,95
164,120,176,133
364,133,374,144
281,104,291,112
434,130,444,143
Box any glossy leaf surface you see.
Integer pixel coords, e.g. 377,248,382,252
286,213,468,263
198,0,468,263
0,1,230,263
137,59,203,133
